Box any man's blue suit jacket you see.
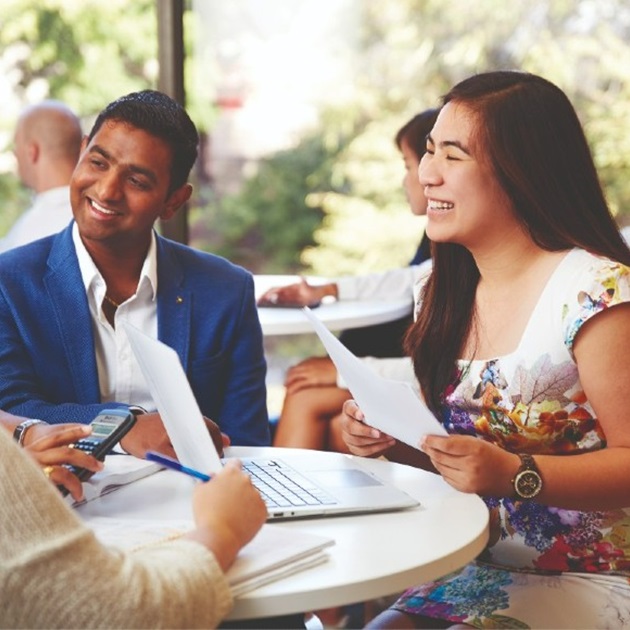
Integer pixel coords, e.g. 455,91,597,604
0,224,270,446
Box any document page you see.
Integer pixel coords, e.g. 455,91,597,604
67,455,163,507
122,322,223,473
87,517,333,596
302,308,447,448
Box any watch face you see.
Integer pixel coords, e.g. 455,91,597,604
515,470,542,499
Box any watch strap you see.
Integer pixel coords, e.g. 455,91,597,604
13,419,48,446
128,405,147,416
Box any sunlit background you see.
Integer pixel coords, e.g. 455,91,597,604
2,0,630,412
2,0,630,277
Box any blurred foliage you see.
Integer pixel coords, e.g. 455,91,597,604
190,112,360,272
301,115,425,275
0,175,29,236
0,0,629,271
0,0,157,112
190,0,630,275
0,0,157,237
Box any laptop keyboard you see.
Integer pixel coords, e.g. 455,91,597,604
242,459,337,508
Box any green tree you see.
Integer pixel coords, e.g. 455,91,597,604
189,113,358,273
0,0,157,236
302,0,630,274
1,0,629,269
0,0,156,110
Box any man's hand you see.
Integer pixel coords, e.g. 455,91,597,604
120,412,230,459
204,416,230,454
25,424,104,502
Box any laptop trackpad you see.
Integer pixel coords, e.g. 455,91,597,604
310,469,383,488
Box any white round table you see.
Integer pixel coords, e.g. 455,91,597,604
78,446,489,621
255,275,412,336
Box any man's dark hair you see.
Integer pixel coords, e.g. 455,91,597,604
88,90,198,193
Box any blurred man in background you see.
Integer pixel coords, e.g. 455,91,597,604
2,100,82,251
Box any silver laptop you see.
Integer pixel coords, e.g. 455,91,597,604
122,322,419,520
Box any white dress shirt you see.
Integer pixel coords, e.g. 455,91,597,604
0,186,74,252
334,260,433,391
72,223,158,411
335,262,429,302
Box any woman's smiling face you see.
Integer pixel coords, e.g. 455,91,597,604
419,102,518,250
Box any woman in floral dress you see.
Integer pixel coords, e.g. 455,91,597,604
340,71,630,629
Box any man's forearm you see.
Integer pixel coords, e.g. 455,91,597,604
0,410,31,433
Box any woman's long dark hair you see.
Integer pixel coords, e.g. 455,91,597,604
405,71,630,415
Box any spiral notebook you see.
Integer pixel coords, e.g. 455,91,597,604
122,322,419,520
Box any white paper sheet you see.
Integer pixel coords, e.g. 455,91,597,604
302,307,447,448
89,517,333,596
122,322,223,473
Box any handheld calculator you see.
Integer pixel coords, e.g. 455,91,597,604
60,409,136,494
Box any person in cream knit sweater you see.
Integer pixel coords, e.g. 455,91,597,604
0,427,266,629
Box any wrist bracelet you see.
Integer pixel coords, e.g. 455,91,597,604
128,405,147,416
13,419,48,446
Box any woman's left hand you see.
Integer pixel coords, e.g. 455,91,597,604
420,434,519,496
340,399,396,457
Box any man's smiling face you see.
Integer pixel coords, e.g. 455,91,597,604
70,119,179,251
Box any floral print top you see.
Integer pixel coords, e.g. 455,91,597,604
436,249,630,575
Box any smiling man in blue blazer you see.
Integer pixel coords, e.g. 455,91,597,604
0,90,270,457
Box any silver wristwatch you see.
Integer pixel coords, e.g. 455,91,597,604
13,419,48,446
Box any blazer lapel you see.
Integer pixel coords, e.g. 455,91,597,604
156,237,192,370
44,226,101,402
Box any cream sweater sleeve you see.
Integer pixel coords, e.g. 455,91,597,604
0,429,233,629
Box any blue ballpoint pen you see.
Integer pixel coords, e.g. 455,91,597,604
145,451,211,482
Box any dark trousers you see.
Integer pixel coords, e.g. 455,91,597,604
338,315,412,358
220,613,305,629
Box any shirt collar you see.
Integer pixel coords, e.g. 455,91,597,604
72,223,158,302
33,186,71,206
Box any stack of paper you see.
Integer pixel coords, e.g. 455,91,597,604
224,525,333,596
87,517,334,596
69,455,163,506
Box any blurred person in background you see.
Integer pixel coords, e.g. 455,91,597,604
3,100,82,251
260,109,438,453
